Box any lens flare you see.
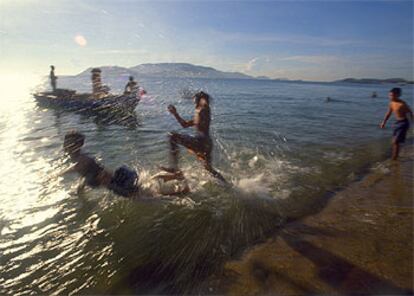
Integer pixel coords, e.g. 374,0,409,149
74,35,87,47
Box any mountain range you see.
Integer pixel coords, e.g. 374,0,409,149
334,78,413,84
61,63,412,84
74,63,256,80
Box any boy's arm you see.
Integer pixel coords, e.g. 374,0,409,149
380,105,392,128
77,177,86,195
168,105,194,128
406,102,413,121
59,163,77,176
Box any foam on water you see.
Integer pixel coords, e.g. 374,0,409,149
225,148,310,201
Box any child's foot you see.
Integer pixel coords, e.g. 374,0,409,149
159,166,178,173
158,167,185,180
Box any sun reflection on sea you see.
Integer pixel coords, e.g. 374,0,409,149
0,72,68,229
0,72,98,294
0,73,42,109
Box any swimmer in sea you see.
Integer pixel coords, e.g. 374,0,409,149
62,130,188,197
162,91,227,183
380,87,413,160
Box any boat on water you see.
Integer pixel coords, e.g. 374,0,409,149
33,88,141,116
34,67,144,122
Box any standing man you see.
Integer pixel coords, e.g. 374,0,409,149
163,91,227,183
380,87,413,160
91,68,110,99
124,76,138,95
50,65,57,92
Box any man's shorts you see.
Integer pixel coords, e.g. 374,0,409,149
171,133,213,162
393,119,410,144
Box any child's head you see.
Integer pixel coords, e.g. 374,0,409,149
389,87,402,100
193,91,210,108
64,130,85,155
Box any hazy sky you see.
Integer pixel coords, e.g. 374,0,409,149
0,0,412,81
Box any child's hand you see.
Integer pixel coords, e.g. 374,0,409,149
380,122,385,129
168,105,177,115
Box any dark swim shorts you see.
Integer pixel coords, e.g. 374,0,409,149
393,119,410,144
170,132,213,162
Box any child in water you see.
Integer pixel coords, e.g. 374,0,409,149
380,88,413,160
63,130,140,197
63,130,189,198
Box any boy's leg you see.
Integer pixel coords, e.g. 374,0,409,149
202,152,227,184
167,133,227,183
204,163,227,184
168,132,180,171
166,132,197,173
392,139,400,160
392,121,409,160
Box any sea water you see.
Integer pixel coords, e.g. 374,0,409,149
0,76,412,294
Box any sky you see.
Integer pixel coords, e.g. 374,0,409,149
0,0,413,81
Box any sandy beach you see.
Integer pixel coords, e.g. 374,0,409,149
206,144,413,295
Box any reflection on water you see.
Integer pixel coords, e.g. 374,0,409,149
0,75,412,294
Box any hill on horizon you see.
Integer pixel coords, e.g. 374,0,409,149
73,63,255,80
335,77,413,84
60,63,412,84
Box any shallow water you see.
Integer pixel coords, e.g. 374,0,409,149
0,76,412,294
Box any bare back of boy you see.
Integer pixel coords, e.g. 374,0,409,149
389,99,413,121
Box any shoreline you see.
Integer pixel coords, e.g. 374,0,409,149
203,144,413,295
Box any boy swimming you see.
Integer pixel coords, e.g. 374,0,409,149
63,130,188,198
380,88,413,160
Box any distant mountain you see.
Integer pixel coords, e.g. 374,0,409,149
75,66,133,78
129,63,252,79
73,63,253,80
55,63,258,92
335,78,413,84
256,75,271,80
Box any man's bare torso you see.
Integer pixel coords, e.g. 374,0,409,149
194,106,210,136
390,100,411,121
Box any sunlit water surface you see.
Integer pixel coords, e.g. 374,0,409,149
0,75,412,294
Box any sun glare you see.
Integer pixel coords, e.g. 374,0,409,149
0,73,41,111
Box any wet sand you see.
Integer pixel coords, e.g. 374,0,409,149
205,145,413,295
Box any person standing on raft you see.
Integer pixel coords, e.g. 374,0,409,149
50,65,57,92
124,76,138,95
